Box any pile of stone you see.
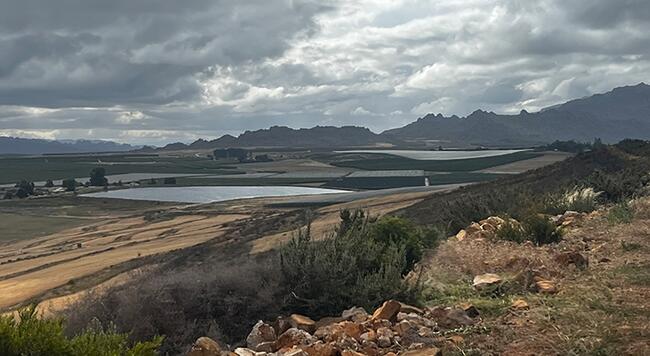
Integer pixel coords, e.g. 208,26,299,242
188,300,481,356
454,216,520,241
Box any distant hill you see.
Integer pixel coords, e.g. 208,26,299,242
158,126,382,151
382,83,650,146
0,137,137,155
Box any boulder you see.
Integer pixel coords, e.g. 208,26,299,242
273,316,293,336
290,314,317,333
371,300,401,322
472,273,503,290
314,324,344,343
246,321,277,352
339,321,365,340
400,347,442,356
276,328,316,350
341,307,369,323
429,307,475,329
187,337,222,356
392,320,413,336
511,299,529,310
360,329,377,343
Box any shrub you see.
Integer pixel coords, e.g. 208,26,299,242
523,214,563,245
62,179,77,192
495,217,527,243
0,306,160,356
607,201,634,225
89,167,108,186
543,187,601,215
163,177,176,184
66,259,284,354
279,211,425,318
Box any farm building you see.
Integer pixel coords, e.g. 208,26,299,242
330,170,427,189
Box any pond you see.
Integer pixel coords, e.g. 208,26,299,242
83,186,349,203
335,149,529,160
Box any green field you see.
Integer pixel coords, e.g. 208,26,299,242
0,154,239,184
327,151,542,171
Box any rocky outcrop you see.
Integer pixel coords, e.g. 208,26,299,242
189,299,479,355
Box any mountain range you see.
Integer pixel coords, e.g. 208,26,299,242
3,83,650,154
0,137,138,155
158,82,650,150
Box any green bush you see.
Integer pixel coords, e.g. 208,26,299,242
607,201,634,225
523,214,563,245
279,210,429,317
495,217,527,243
0,306,161,356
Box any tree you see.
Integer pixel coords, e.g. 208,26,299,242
14,180,34,198
89,167,108,186
163,177,176,184
62,179,77,192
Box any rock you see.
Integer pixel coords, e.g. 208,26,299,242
299,342,337,356
398,312,436,328
455,229,467,241
458,303,480,318
376,327,393,348
315,316,346,329
534,277,558,294
511,299,529,310
187,337,222,356
399,303,424,315
400,347,442,356
247,321,277,351
555,251,589,269
448,335,464,345
371,300,401,322
429,307,475,329
339,321,365,340
341,307,369,323
233,348,266,356
341,351,365,356
360,329,377,343
282,348,309,356
465,222,482,235
392,320,413,336
273,316,293,336
276,328,315,350
290,314,317,333
472,273,503,290
377,336,391,348
314,324,344,343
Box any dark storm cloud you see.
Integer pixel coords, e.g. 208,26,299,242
1,0,650,144
0,0,330,107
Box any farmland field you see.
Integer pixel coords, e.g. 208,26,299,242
336,149,528,160
325,151,542,171
0,154,238,184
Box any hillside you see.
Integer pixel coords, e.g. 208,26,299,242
383,83,650,146
0,137,137,155
158,126,382,151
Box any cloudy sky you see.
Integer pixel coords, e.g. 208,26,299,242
0,0,649,145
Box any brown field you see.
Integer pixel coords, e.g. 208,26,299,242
0,188,438,312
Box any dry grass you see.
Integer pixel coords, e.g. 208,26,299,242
416,198,650,355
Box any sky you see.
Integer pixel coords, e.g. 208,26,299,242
0,0,649,145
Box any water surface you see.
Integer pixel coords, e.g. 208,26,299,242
336,149,528,160
83,186,348,203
